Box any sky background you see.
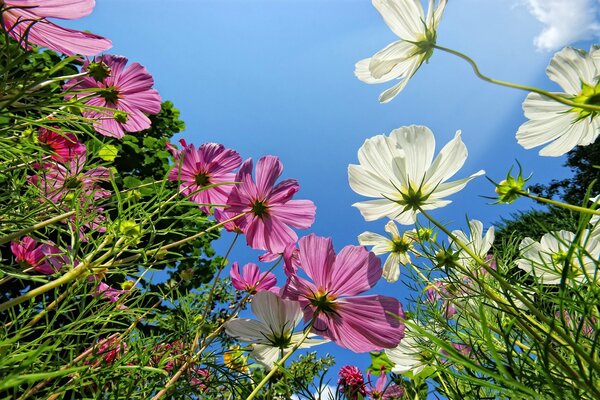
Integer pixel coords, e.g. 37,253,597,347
65,0,599,396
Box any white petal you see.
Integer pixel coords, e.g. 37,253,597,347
348,164,396,198
369,40,418,80
353,199,404,222
224,319,270,344
355,57,411,84
358,231,393,254
252,291,302,336
388,125,435,186
356,134,403,187
372,0,425,39
547,47,596,93
251,345,281,369
427,170,485,199
382,253,402,282
424,130,467,187
378,57,422,103
432,0,448,29
384,219,401,239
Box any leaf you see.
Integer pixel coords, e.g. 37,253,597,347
123,176,143,189
98,144,118,162
367,351,394,375
0,367,87,390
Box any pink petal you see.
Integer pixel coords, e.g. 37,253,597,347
297,234,336,289
319,295,404,352
9,14,111,55
7,0,95,19
255,156,283,197
269,199,316,230
328,245,381,296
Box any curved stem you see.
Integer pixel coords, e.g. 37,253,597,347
434,44,600,113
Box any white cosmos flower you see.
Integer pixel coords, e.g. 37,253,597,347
385,325,433,376
451,219,495,268
224,291,326,368
358,220,417,282
517,230,600,285
516,46,600,157
355,0,447,103
348,125,485,225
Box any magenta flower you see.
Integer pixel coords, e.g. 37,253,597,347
283,234,404,352
230,262,277,294
66,54,161,139
226,156,316,254
29,154,110,202
10,236,65,274
38,127,86,162
338,365,367,400
168,141,241,213
94,282,127,303
366,368,405,400
1,0,111,55
86,337,127,365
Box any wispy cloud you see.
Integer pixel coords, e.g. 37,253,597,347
522,0,600,50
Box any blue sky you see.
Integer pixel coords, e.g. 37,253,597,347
65,0,598,393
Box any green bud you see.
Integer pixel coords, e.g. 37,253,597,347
87,61,111,82
120,280,134,290
495,165,530,204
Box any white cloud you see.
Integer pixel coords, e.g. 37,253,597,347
523,0,600,50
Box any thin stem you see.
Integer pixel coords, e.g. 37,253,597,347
521,191,600,215
434,44,600,113
0,237,116,312
201,233,239,322
0,210,76,245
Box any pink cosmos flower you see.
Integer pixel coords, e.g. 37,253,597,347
1,0,111,55
29,154,110,202
229,262,277,294
65,54,161,139
38,127,86,162
86,337,127,365
10,236,65,274
226,156,316,254
283,234,404,353
168,141,241,213
94,282,127,303
366,368,405,400
338,365,367,400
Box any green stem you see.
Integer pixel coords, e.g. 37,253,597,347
0,211,76,245
434,44,600,113
246,319,315,400
0,237,116,313
521,191,600,215
201,233,239,322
